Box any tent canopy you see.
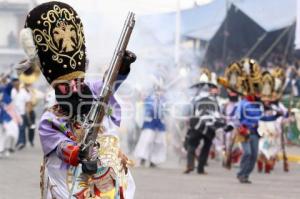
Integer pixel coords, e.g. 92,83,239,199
137,0,226,43
204,4,266,65
234,0,296,32
180,0,227,40
137,0,297,43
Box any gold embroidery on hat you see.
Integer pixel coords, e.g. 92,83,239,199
33,5,84,69
53,21,77,52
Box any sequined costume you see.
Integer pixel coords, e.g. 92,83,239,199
19,1,136,198
39,80,135,199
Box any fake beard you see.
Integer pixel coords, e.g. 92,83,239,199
55,83,94,118
228,94,239,102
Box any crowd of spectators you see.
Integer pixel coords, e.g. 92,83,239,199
0,74,37,158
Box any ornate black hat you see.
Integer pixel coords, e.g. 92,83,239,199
23,1,86,84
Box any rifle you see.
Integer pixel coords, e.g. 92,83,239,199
281,91,293,172
80,12,135,160
217,77,246,97
281,124,289,172
223,130,237,169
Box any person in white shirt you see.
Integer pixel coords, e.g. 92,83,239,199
11,82,31,150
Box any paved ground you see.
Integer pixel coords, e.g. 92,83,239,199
0,143,300,199
0,145,42,199
134,162,300,199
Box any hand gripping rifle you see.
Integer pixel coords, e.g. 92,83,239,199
80,12,135,160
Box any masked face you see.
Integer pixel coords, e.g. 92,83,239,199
197,83,218,98
54,78,93,118
228,91,238,102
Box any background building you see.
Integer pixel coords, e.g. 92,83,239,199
0,0,33,72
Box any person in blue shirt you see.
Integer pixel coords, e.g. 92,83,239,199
0,76,14,104
134,85,167,167
0,76,19,158
235,58,263,184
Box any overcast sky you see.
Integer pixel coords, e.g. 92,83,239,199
18,0,211,65
36,0,213,15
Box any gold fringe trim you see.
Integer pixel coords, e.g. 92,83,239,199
53,71,85,83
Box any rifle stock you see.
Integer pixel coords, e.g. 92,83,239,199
281,121,289,172
223,132,237,170
280,87,294,172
